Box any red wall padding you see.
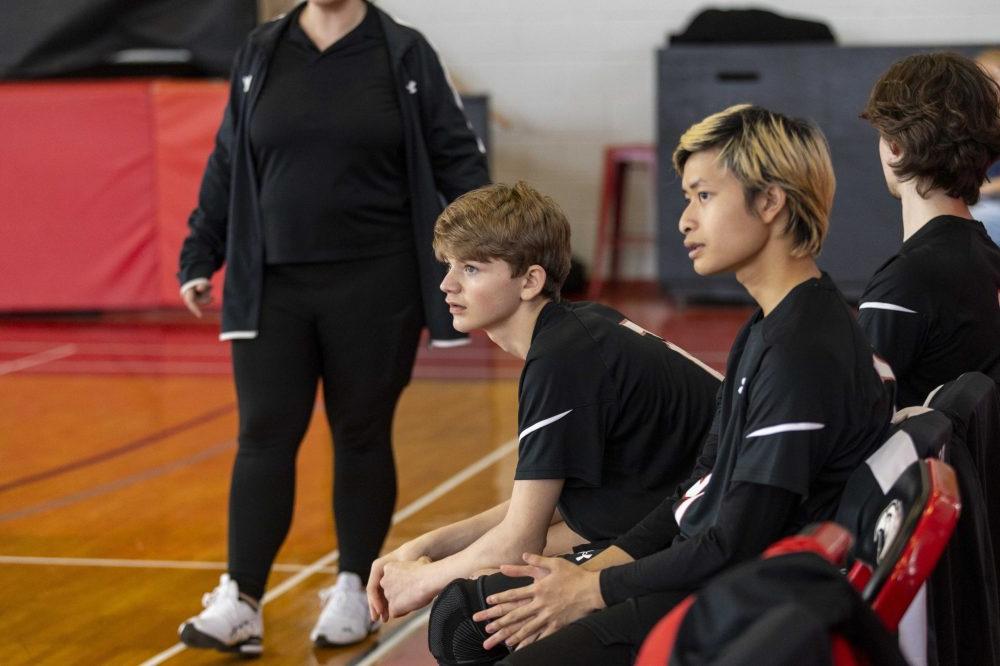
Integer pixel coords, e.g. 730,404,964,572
0,79,228,310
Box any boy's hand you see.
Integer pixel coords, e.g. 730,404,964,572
473,553,605,650
381,556,434,618
367,544,425,622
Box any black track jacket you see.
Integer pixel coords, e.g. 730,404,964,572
178,2,489,342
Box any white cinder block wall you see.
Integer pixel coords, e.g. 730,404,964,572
265,0,1000,279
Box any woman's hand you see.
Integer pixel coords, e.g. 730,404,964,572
181,281,213,318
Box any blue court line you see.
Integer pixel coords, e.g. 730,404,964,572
0,439,235,522
0,403,235,494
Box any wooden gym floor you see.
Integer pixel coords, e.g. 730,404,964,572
0,289,748,665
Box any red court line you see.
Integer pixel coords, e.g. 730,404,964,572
11,359,234,375
0,403,236,494
0,309,742,379
0,340,226,356
0,439,236,523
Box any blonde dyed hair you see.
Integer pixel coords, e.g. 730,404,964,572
673,104,835,257
433,181,572,300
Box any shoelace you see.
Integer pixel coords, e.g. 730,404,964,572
201,580,236,611
318,583,364,613
318,586,342,607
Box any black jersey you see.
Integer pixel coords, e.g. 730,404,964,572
859,216,1000,407
674,273,893,540
514,301,721,543
599,274,894,605
251,5,412,264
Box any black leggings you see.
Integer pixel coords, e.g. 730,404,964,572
227,255,422,600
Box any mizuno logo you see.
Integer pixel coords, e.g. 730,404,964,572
406,80,418,94
242,75,252,93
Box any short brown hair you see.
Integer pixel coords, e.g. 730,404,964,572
673,104,835,257
861,52,1000,205
433,181,572,300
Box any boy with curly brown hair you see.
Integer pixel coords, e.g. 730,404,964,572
858,51,1000,407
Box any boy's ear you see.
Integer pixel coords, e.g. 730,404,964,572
755,184,787,225
520,264,548,300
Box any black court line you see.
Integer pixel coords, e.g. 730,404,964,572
0,439,235,522
0,403,235,494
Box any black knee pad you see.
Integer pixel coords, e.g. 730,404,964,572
428,575,529,665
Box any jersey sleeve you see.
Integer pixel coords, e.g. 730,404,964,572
599,482,800,604
178,48,243,284
514,353,616,487
858,260,931,379
732,345,843,497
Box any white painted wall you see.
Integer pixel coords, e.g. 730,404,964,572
266,0,1000,278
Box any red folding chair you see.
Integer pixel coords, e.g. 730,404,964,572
636,459,960,664
843,458,961,629
635,522,855,666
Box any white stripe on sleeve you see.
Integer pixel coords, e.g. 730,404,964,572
518,409,573,442
859,302,917,314
219,331,258,341
746,422,825,438
429,338,472,349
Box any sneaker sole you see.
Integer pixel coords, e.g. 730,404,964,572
312,624,378,648
179,622,263,657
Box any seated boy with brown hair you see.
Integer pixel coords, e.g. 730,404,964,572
365,181,722,648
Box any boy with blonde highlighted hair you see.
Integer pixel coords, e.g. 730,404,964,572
474,107,894,665
365,181,722,664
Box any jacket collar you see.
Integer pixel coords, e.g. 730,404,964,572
248,4,299,50
372,3,419,66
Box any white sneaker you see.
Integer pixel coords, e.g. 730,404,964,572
310,572,380,646
178,574,263,656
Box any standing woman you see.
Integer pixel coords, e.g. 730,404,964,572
176,0,488,655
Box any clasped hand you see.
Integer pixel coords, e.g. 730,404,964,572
472,552,605,651
367,551,433,622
